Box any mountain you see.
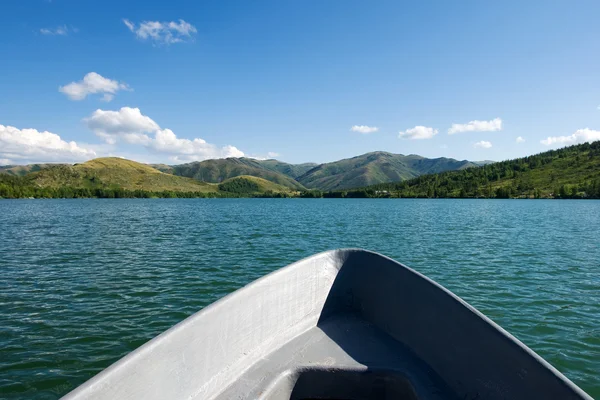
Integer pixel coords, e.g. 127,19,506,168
361,141,600,199
296,151,476,191
252,159,318,179
23,158,217,193
167,158,306,190
2,142,599,199
472,160,496,166
1,152,483,194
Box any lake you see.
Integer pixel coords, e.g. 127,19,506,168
1,198,599,399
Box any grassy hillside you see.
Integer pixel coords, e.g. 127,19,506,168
344,142,600,199
170,158,306,190
297,151,475,191
30,158,218,193
0,158,219,198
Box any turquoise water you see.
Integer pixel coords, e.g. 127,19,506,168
0,198,599,399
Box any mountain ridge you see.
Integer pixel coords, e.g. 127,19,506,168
1,151,482,192
2,143,599,198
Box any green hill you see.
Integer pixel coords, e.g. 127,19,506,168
218,175,293,195
32,157,218,192
354,142,600,199
0,157,220,198
296,151,476,191
169,158,306,190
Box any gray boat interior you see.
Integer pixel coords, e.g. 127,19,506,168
63,249,592,400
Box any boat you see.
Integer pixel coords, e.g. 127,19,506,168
63,249,592,399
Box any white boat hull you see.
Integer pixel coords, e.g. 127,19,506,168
63,249,592,400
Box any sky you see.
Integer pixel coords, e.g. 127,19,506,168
1,0,599,166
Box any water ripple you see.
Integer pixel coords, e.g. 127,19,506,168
0,198,599,398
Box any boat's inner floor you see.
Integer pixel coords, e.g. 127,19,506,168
215,313,458,400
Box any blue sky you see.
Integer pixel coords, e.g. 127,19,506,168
1,0,599,165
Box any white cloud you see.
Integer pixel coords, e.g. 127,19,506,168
123,19,197,45
474,140,492,149
541,128,600,146
267,152,280,158
152,129,244,162
59,72,130,102
516,136,525,143
123,19,135,32
40,25,72,36
351,125,378,134
0,124,96,164
85,107,244,162
398,126,438,140
448,118,502,134
86,107,158,145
